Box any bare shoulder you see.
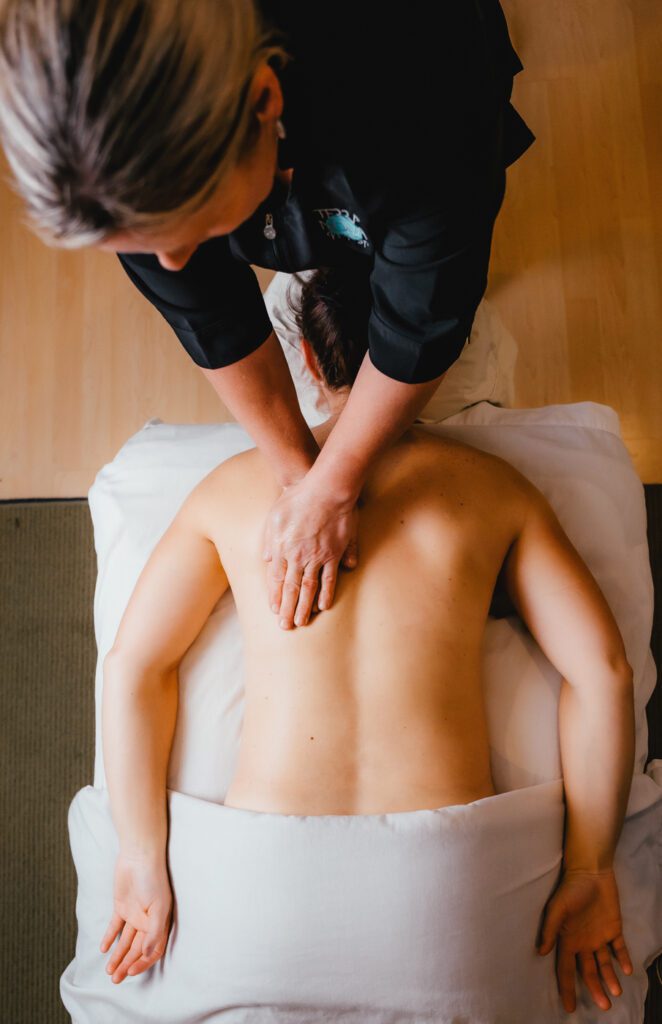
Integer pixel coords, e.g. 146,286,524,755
474,446,553,537
409,425,540,515
174,446,264,534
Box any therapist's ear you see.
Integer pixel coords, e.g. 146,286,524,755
300,336,323,382
248,61,284,125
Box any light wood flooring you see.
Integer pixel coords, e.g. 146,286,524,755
0,0,659,497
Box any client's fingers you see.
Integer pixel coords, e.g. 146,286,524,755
106,922,137,975
110,929,144,984
317,560,338,611
127,933,168,977
556,944,577,1013
578,950,611,1012
611,934,633,975
100,911,123,953
595,945,622,998
126,956,152,978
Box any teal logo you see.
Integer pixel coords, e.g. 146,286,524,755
314,207,370,249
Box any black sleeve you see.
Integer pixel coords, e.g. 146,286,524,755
117,236,274,369
367,177,505,385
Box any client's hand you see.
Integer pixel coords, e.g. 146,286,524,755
262,476,360,629
537,867,633,1013
100,852,173,984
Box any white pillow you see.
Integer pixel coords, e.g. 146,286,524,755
263,270,518,426
88,400,657,802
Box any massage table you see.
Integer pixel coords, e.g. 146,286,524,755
60,274,662,1022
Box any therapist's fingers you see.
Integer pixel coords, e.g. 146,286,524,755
341,536,359,570
317,560,339,611
294,565,323,626
277,560,305,629
261,517,273,563
267,555,288,613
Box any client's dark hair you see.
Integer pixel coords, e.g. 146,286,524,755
288,266,372,390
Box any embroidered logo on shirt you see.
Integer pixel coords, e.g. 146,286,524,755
314,207,370,249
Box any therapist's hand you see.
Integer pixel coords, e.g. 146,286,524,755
262,476,360,628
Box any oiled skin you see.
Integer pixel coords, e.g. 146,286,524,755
206,424,523,815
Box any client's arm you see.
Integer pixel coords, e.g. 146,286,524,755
100,467,230,983
503,478,635,1013
503,483,634,869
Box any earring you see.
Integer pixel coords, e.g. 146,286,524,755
276,117,287,139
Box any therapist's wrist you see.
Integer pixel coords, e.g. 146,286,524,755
274,439,320,488
303,445,365,506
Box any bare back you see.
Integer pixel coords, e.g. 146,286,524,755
206,426,525,815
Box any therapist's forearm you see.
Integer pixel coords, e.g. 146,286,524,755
200,330,320,487
306,350,446,501
102,654,178,858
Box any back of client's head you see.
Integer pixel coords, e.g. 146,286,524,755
289,266,372,390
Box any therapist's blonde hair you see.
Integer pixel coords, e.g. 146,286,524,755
0,0,291,247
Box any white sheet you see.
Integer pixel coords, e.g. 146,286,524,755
61,398,662,1021
60,772,662,1023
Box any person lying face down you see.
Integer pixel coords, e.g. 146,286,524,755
100,266,636,1012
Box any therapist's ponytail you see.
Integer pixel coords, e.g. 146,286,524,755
0,0,291,247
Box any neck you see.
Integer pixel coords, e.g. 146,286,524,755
311,390,420,452
312,402,344,447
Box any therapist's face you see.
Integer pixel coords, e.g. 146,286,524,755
99,63,283,271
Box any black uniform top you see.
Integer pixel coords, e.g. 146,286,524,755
118,1,535,384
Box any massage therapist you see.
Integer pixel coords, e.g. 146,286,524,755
0,0,535,629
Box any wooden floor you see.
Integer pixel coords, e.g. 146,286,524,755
0,0,660,498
